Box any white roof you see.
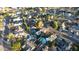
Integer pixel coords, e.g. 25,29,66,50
13,17,22,22
14,23,22,26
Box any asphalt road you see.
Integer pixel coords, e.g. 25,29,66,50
60,32,79,45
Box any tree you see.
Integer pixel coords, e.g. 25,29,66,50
7,33,15,40
11,40,21,51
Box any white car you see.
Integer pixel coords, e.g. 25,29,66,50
14,23,22,26
13,17,22,22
